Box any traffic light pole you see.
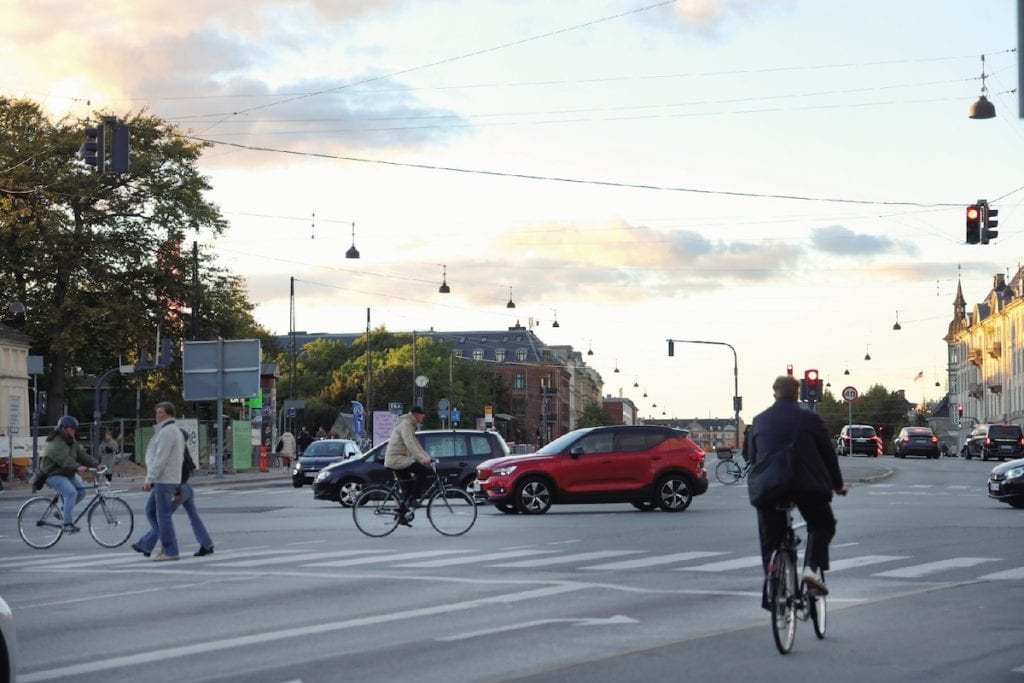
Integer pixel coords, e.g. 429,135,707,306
667,339,741,451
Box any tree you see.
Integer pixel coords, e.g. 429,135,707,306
0,98,267,424
576,401,614,427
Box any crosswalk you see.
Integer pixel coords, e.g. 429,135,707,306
2,544,1022,582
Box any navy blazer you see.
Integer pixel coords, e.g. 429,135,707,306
748,398,844,500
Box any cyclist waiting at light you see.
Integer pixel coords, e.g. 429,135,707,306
747,375,848,605
40,416,97,533
383,406,434,523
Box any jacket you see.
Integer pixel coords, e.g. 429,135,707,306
383,413,430,470
145,417,185,485
747,398,844,503
41,435,96,477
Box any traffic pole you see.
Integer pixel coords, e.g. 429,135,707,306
260,445,268,472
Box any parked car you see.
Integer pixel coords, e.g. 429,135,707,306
893,426,940,459
291,439,362,487
988,457,1024,508
474,425,708,515
964,423,1024,462
0,593,15,683
312,429,510,506
836,424,882,457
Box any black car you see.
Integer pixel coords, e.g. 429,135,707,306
987,457,1024,508
836,425,881,457
893,427,940,459
965,423,1024,462
312,429,510,506
291,439,362,487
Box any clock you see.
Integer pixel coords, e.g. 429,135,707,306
415,375,429,388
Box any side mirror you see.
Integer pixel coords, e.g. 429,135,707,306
569,446,584,458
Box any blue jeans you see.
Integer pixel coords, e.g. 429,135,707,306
47,474,87,524
173,483,213,549
135,484,179,556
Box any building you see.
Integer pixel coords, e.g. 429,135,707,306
641,416,743,452
602,395,638,425
945,271,1024,438
0,321,31,463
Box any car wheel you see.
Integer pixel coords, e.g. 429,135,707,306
631,499,656,511
494,503,518,514
292,478,303,488
655,474,693,512
1007,498,1024,509
337,479,364,507
515,476,552,514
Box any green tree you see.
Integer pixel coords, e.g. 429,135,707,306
576,400,614,427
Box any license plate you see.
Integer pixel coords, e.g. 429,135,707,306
470,482,481,493
1000,445,1011,452
989,482,1001,493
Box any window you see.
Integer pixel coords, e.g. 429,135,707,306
514,373,525,389
453,349,463,358
495,348,506,362
574,431,614,455
473,349,484,361
468,435,493,455
424,435,467,459
516,348,527,361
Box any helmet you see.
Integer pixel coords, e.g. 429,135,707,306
58,415,79,430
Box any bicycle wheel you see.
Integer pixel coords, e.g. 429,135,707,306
17,497,64,549
427,488,478,536
352,488,402,537
88,496,134,547
810,592,827,639
769,549,798,654
715,459,742,485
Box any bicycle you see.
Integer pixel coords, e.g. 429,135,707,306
17,467,134,549
352,463,477,537
715,454,750,485
766,503,827,654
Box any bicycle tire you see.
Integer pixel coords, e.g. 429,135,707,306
769,548,797,654
88,496,134,547
715,459,743,485
17,497,63,549
353,487,402,537
427,488,478,536
810,592,827,639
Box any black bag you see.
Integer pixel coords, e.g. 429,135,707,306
180,428,197,483
30,469,48,493
747,422,800,507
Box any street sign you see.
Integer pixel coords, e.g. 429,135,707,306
842,386,858,402
183,339,261,401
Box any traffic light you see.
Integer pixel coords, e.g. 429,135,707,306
982,204,999,244
804,369,822,402
78,125,104,173
110,121,130,174
966,204,981,244
667,340,675,356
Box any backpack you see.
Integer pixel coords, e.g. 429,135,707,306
180,427,197,483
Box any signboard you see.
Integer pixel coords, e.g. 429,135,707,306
841,386,858,402
183,339,261,401
373,410,398,448
178,418,200,468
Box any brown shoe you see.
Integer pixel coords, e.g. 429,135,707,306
152,551,180,562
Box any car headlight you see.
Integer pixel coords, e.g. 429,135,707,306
1005,466,1024,480
315,470,330,481
493,464,518,476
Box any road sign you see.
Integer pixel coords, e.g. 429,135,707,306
842,386,858,402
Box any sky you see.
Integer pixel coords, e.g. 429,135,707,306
2,0,1021,424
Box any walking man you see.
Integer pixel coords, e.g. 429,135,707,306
133,401,184,562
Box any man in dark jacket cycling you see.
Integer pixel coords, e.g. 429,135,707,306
40,416,97,533
747,375,847,604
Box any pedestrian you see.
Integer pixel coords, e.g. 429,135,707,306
276,429,296,468
315,425,327,440
40,416,97,532
747,375,847,607
100,428,120,479
296,426,313,455
172,481,215,556
131,401,184,562
327,426,340,440
383,406,433,526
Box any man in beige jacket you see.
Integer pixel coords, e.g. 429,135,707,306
384,407,433,521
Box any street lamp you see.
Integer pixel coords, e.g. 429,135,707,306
438,265,451,294
667,338,741,451
345,222,360,259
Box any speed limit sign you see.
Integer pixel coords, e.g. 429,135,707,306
841,386,858,402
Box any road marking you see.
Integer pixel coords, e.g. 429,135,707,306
436,614,639,642
306,549,475,567
490,550,643,568
873,557,1001,578
828,555,909,572
213,549,386,568
18,583,589,683
677,555,763,572
581,551,728,571
398,549,558,568
977,566,1024,580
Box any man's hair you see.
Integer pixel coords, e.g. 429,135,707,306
772,375,800,400
156,401,176,417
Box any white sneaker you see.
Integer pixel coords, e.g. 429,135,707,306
802,567,828,596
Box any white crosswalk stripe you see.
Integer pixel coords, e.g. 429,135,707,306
581,551,728,571
306,549,474,567
489,550,643,568
398,549,559,568
873,557,1001,578
677,555,763,572
828,555,909,572
978,567,1024,580
213,549,384,568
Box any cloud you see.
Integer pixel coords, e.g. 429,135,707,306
810,224,915,256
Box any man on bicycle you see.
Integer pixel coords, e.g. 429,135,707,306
747,375,847,606
40,415,97,533
384,406,433,525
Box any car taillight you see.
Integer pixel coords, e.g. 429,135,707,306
930,436,938,444
985,438,992,446
901,437,909,443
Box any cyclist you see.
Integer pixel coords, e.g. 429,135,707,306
747,375,847,606
383,406,434,525
40,415,97,533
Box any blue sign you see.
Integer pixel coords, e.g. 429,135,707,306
451,408,461,425
351,401,365,437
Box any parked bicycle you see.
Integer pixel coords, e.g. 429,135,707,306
17,467,134,549
352,463,477,537
715,454,750,485
766,503,827,654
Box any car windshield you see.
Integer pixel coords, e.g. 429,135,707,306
907,429,932,437
535,428,595,455
849,427,875,438
989,425,1022,439
303,441,352,458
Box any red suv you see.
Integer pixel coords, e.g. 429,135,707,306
474,425,708,514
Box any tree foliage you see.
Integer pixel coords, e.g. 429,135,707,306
818,385,916,447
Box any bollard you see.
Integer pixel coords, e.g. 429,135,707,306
260,445,268,472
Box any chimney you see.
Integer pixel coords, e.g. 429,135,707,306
994,273,1006,291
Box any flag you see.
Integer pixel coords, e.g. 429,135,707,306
351,401,365,437
913,371,924,381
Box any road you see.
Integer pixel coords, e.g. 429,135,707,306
1,455,1022,683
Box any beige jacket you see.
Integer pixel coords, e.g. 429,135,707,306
383,413,430,469
145,417,184,485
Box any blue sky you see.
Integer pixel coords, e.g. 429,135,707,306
2,1,1020,422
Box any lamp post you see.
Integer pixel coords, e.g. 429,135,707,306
667,338,741,451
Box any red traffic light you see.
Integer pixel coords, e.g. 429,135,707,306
804,369,818,382
967,206,980,220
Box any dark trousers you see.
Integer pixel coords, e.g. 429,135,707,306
391,462,433,504
757,493,837,573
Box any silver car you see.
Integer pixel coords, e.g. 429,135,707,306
0,593,16,683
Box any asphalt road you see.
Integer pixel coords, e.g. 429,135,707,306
1,455,1021,683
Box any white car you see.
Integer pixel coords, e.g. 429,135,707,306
0,593,15,683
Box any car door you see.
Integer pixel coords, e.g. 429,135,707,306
421,433,468,486
555,429,617,493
